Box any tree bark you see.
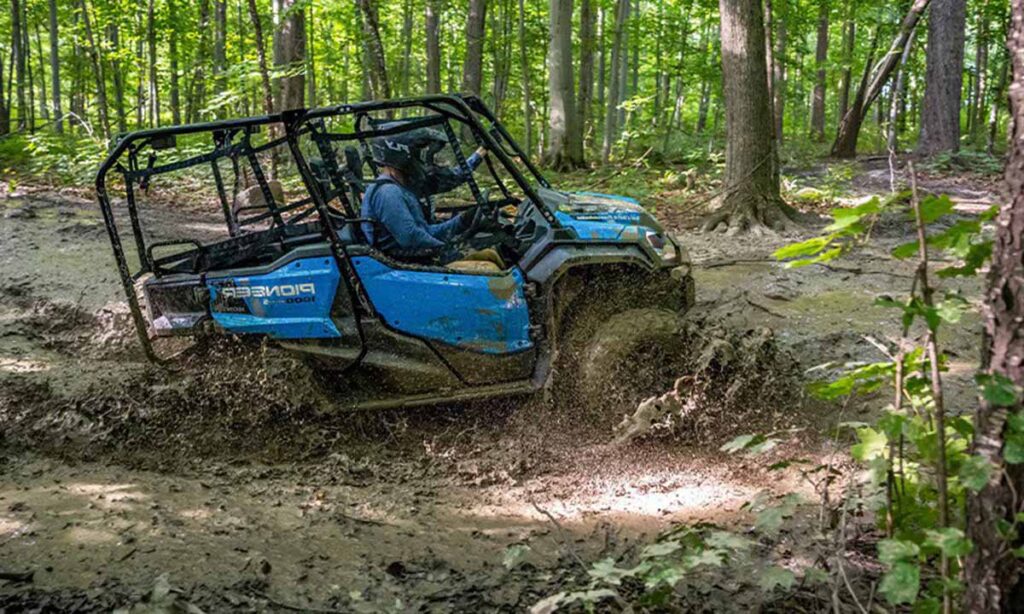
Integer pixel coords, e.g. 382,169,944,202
963,2,1024,607
837,8,854,123
771,0,787,143
517,0,532,153
79,0,110,139
917,0,967,155
247,0,274,116
810,0,829,141
107,24,126,133
357,0,390,100
461,0,488,96
831,0,929,158
988,52,1008,154
272,0,306,111
544,0,580,170
425,0,441,94
147,0,159,126
971,15,989,143
601,0,629,163
11,0,25,131
169,0,181,124
47,0,60,133
34,23,48,124
704,0,796,234
577,0,595,152
214,0,227,94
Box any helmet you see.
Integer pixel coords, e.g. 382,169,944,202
367,125,448,192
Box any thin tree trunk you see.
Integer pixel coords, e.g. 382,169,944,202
400,0,413,98
11,0,25,131
47,0,60,133
107,24,126,133
247,0,274,116
963,2,1024,607
577,0,595,152
214,0,227,95
462,0,488,96
0,50,7,135
831,0,929,158
357,0,390,100
425,0,441,94
987,52,1008,154
23,0,32,131
602,0,629,163
517,0,532,153
307,4,316,107
705,0,795,233
837,1,854,126
169,0,181,124
917,0,966,154
887,29,915,155
771,0,787,142
34,23,48,124
147,0,159,126
596,7,605,124
79,0,110,139
810,0,829,141
970,10,989,143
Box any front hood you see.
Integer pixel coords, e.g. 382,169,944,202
536,188,664,241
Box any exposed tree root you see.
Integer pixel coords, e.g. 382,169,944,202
701,193,804,235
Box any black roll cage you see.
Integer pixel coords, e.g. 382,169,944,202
95,95,561,363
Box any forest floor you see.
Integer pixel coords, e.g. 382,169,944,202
0,157,1002,612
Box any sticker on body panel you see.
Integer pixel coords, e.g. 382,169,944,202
208,257,342,339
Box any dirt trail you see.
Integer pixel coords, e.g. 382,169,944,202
0,166,995,611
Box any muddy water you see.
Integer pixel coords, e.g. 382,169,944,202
0,185,987,611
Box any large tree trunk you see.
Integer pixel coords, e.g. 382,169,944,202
704,0,796,234
461,0,488,96
601,0,629,163
425,0,441,94
810,0,829,141
577,0,595,152
516,0,532,153
272,0,305,111
544,0,580,170
963,1,1024,607
831,0,929,158
771,0,787,143
47,0,60,133
357,0,390,101
247,0,273,116
917,0,966,155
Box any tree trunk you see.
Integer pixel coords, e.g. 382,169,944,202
425,0,441,94
400,0,413,98
596,7,605,121
988,52,1008,154
602,0,629,163
462,0,488,96
971,15,989,143
887,29,915,154
837,1,854,126
34,23,48,124
272,0,305,111
11,0,25,131
545,0,580,170
810,0,829,141
79,0,110,139
47,0,60,133
831,0,929,158
917,0,966,155
106,24,125,133
247,0,274,116
705,0,796,234
771,0,787,143
169,0,181,124
357,0,390,100
214,0,227,95
577,0,595,152
517,0,532,153
147,0,159,126
963,1,1024,607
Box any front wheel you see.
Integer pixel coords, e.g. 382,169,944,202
574,308,687,418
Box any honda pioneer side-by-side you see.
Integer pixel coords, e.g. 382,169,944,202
96,95,694,410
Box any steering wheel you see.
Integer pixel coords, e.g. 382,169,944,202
464,189,501,236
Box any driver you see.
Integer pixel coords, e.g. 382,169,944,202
361,128,502,269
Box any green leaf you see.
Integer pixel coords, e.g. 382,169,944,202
923,528,972,558
978,373,1022,406
935,296,969,324
878,539,920,564
958,455,993,492
704,531,753,552
720,434,756,454
1004,437,1024,464
641,541,682,559
773,235,834,261
917,195,955,223
758,566,796,592
503,544,531,570
892,240,920,259
851,427,888,462
588,558,634,586
880,561,921,605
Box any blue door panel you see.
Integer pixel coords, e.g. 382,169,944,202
351,256,532,354
207,257,342,339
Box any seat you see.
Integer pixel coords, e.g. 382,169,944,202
446,260,501,273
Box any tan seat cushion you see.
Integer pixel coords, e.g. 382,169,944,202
446,260,502,273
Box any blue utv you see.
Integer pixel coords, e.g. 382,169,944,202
96,96,694,410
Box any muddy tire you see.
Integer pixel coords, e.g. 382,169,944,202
574,308,687,416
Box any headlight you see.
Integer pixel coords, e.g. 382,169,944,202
642,229,679,263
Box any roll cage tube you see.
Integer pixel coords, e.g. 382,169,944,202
95,95,563,363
